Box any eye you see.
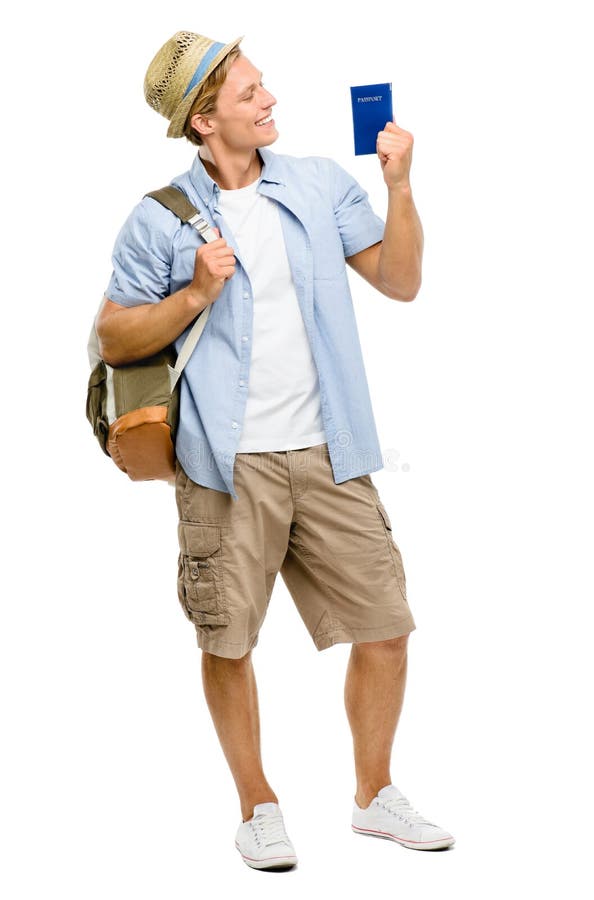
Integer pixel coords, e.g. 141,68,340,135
242,81,264,102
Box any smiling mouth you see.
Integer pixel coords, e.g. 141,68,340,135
255,114,274,126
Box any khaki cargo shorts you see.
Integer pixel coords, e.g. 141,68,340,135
174,443,416,658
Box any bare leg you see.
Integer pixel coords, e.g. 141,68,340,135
201,649,278,821
344,634,409,809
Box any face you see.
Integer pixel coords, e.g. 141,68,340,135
191,54,278,152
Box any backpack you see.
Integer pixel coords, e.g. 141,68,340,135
86,186,218,482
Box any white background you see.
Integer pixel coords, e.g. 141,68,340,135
2,0,593,896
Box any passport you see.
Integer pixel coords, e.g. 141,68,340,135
350,82,393,155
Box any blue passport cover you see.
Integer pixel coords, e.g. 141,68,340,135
350,82,393,155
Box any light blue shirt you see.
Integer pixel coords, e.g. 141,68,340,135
105,147,386,500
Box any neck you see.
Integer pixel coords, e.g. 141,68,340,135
198,145,262,190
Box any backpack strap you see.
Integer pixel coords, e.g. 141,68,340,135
143,185,220,388
145,186,220,242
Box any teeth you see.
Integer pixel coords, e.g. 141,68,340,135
256,114,272,126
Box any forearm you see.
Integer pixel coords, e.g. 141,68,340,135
378,183,424,300
97,286,208,366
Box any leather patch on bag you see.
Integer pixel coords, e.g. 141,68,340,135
107,406,175,481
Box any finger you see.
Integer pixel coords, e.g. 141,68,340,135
211,258,236,274
376,139,408,156
209,244,235,257
198,237,226,253
377,129,408,142
379,122,409,136
205,251,236,268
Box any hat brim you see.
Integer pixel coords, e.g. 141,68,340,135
167,35,244,139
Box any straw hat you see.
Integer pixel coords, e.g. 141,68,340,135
144,31,243,138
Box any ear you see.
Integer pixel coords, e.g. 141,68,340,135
190,112,215,137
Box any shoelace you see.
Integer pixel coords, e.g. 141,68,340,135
250,811,290,847
380,794,436,826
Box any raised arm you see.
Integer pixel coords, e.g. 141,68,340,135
347,121,423,302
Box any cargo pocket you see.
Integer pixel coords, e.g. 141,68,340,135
177,521,231,627
376,502,408,601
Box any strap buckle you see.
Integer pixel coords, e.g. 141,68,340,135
188,213,218,243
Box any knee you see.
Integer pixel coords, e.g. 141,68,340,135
202,648,252,666
383,634,409,652
380,634,409,657
355,634,409,655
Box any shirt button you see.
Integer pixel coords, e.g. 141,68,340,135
239,380,245,387
231,421,238,429
241,335,248,342
243,292,250,299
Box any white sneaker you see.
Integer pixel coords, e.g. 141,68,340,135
235,801,298,870
352,784,455,850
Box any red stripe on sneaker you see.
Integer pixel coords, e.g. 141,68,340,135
235,843,297,862
352,824,451,845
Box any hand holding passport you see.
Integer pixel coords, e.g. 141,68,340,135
350,82,393,155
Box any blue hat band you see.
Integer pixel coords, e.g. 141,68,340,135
183,42,226,98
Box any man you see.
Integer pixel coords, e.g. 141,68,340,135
97,30,455,870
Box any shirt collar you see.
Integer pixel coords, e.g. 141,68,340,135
189,146,284,206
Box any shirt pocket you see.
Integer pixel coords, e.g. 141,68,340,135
308,212,346,280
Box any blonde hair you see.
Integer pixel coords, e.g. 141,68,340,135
183,47,242,146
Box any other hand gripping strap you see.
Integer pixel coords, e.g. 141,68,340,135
144,186,219,389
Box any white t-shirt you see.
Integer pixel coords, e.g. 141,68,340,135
217,177,327,453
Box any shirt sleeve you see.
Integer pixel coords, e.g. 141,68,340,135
104,198,176,307
329,159,386,258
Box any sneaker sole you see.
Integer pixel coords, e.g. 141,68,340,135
351,824,455,850
235,841,298,869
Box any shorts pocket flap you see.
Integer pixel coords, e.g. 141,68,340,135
178,521,221,557
377,502,392,531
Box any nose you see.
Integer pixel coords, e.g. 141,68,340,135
260,85,276,109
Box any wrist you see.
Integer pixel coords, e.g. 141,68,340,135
184,284,207,313
387,180,412,197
